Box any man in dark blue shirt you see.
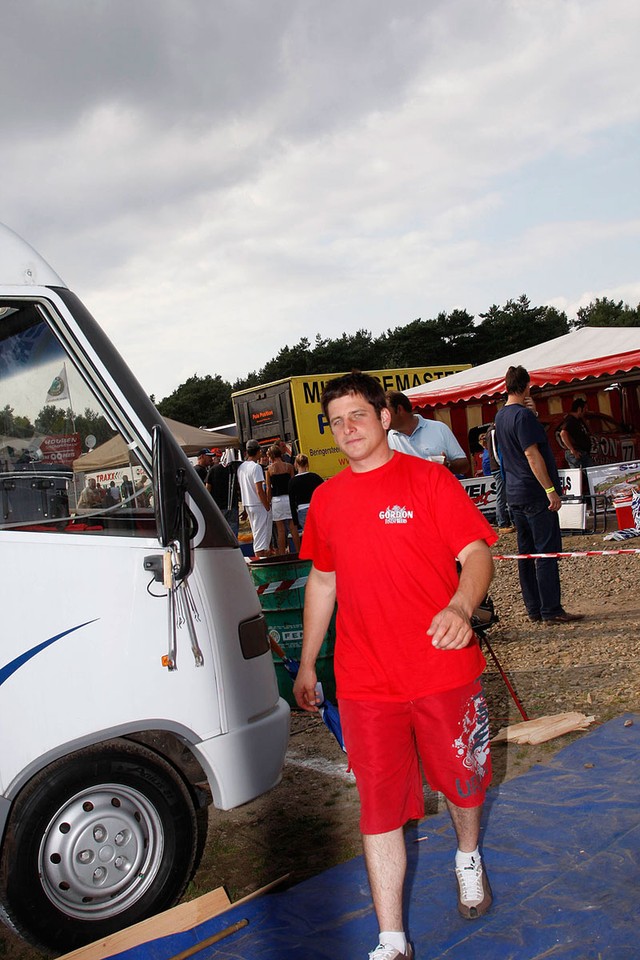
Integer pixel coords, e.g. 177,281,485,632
495,365,584,625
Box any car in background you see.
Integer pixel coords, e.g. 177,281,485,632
545,411,640,468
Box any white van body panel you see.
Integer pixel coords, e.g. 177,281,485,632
0,223,289,950
0,524,286,806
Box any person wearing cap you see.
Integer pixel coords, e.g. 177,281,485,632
237,440,272,558
194,448,214,482
206,449,240,537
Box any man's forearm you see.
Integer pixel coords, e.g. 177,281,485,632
300,567,336,669
524,445,561,511
451,541,494,617
448,456,469,476
525,446,555,491
428,540,494,649
560,430,577,457
255,482,269,509
294,566,336,710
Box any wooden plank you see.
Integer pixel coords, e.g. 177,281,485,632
492,712,596,745
58,874,291,960
59,887,231,960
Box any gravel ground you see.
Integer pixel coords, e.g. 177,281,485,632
2,522,639,960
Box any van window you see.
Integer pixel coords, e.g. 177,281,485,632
0,301,154,536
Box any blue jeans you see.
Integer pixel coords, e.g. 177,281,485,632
492,469,511,527
509,499,563,620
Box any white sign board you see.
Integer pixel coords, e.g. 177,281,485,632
585,460,640,499
459,477,496,516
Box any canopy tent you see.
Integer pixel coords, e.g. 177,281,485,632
162,417,239,452
405,328,640,407
73,417,238,472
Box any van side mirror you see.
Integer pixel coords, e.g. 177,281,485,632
152,423,194,582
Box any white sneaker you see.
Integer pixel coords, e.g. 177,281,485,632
368,943,414,960
455,856,493,919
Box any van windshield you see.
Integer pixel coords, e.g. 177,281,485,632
0,301,154,535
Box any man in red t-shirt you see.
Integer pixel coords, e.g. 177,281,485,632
293,372,497,960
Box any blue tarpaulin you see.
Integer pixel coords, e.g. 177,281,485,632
116,715,639,960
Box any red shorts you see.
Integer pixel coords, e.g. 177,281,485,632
339,679,492,835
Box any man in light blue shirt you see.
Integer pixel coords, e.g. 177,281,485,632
386,390,469,476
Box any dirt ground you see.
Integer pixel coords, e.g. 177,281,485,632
2,521,639,960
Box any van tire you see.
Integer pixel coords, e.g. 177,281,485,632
0,739,199,953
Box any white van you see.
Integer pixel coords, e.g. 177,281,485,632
0,224,289,952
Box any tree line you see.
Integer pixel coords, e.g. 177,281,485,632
155,295,640,428
2,404,113,446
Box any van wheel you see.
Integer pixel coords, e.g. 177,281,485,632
0,740,200,954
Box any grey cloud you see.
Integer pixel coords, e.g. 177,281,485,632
2,1,292,134
2,0,436,139
2,0,638,400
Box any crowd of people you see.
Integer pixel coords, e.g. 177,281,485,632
193,441,324,558
76,472,151,512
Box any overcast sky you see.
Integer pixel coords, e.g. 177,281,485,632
2,0,639,402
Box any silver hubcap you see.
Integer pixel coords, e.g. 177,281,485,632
38,782,164,919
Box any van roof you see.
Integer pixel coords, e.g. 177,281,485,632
0,222,66,288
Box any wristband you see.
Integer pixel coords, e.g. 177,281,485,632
545,485,555,494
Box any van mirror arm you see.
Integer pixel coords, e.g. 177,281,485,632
152,424,194,583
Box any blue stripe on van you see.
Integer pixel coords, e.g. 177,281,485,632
0,620,99,687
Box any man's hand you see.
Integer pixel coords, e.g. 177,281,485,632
295,565,336,712
293,664,321,713
547,490,562,513
427,539,493,649
427,603,474,650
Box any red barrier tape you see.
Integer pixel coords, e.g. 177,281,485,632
255,576,308,594
494,549,640,559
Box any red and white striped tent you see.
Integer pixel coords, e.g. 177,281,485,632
404,328,640,455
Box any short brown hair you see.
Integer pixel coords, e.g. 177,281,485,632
505,365,530,396
385,390,412,413
321,371,387,420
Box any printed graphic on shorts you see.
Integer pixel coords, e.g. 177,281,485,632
453,690,490,800
378,504,414,524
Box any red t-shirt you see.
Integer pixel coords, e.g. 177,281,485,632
300,451,498,701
